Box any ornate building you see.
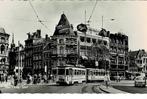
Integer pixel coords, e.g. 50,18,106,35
50,14,78,68
49,14,110,69
0,27,9,74
129,49,147,74
24,30,45,76
109,33,129,77
76,25,110,68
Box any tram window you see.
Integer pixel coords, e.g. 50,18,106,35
74,70,76,75
58,69,65,75
80,70,82,75
78,70,80,75
83,71,85,75
95,72,97,75
66,69,69,75
52,69,57,75
98,72,100,76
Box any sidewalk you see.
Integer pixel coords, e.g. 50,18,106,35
98,85,129,94
0,80,56,89
97,80,133,94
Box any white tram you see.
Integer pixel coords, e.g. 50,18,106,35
86,68,109,82
52,65,86,85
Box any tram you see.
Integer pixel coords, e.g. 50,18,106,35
52,65,109,85
52,65,86,85
86,68,109,82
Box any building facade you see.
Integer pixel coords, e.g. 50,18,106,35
0,27,9,74
23,30,45,77
49,14,110,70
76,25,110,68
14,44,25,78
109,33,129,77
129,49,147,74
50,14,78,68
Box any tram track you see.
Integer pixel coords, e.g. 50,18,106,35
81,83,108,93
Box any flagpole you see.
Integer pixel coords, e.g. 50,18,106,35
102,16,103,29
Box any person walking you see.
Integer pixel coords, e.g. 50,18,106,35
104,74,110,88
13,74,18,86
33,74,37,84
43,74,47,83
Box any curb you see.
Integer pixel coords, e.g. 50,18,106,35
99,86,110,93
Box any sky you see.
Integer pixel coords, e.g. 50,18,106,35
0,0,147,51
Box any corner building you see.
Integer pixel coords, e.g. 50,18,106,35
50,14,78,68
50,14,110,69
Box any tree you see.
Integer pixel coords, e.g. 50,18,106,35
91,42,110,70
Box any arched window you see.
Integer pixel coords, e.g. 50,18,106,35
1,45,5,54
1,37,5,42
59,39,64,44
59,46,64,54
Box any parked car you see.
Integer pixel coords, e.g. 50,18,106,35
134,76,146,87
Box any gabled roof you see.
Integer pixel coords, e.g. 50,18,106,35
129,50,146,58
57,14,70,27
129,51,139,58
53,14,75,36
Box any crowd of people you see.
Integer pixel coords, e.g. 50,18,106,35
0,72,52,87
0,73,8,83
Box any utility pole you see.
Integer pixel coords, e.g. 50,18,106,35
102,16,104,29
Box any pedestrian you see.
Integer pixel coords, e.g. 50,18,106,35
43,74,47,83
104,74,110,88
13,74,18,86
33,74,37,84
27,74,31,84
37,73,42,84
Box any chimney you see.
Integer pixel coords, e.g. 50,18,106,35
37,29,41,38
45,34,48,40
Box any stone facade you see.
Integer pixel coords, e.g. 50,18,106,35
0,27,9,74
109,33,129,77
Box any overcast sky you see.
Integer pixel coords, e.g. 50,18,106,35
0,0,147,51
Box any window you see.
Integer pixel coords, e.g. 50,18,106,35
59,39,64,44
87,38,91,43
1,37,5,42
66,69,69,75
92,39,96,44
52,69,57,75
58,69,65,75
104,41,107,46
1,45,5,54
59,46,64,54
98,40,102,44
80,37,85,42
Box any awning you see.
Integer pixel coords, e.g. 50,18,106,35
81,56,88,60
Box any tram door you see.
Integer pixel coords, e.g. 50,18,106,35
68,68,73,84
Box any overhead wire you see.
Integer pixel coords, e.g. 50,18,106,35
28,0,50,31
87,0,98,23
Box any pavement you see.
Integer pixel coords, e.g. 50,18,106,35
97,80,134,94
0,80,134,93
0,80,56,89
